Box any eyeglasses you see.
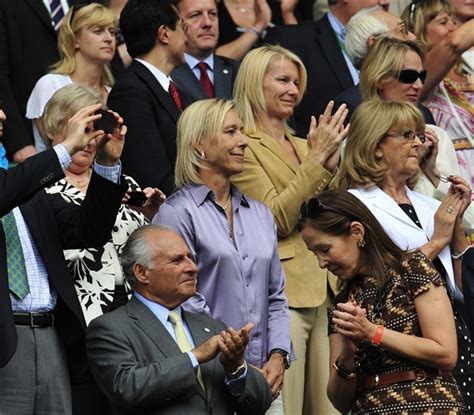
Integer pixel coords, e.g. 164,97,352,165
398,69,427,84
384,130,426,143
377,21,410,38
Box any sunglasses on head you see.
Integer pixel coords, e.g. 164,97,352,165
398,69,427,84
300,198,350,220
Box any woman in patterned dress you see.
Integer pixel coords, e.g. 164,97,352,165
42,84,164,325
299,189,467,414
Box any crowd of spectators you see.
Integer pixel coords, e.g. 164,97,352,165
0,0,473,414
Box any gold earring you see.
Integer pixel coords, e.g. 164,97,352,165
357,238,366,248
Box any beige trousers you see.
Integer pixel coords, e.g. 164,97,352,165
282,297,339,415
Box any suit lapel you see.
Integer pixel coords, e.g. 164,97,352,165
183,310,217,400
251,132,299,175
25,0,56,34
315,16,353,90
359,186,423,232
128,299,207,400
213,57,234,100
171,64,207,101
132,61,181,123
127,297,182,357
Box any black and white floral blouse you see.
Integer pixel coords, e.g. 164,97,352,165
46,175,148,324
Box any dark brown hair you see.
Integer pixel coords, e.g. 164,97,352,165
299,189,406,288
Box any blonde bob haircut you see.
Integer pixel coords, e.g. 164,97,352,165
360,37,426,101
175,99,237,189
43,83,103,138
51,3,117,86
234,45,307,137
401,0,453,50
336,99,425,190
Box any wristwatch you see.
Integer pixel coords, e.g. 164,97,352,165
269,348,291,370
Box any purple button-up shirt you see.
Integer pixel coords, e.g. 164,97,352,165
153,184,291,368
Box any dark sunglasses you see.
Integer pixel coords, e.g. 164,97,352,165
300,198,349,220
70,1,94,24
398,69,427,84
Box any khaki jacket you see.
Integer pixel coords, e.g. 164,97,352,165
232,131,337,308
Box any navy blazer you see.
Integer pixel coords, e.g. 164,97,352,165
0,149,127,372
171,55,239,102
108,61,190,195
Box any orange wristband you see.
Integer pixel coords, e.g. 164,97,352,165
371,325,384,346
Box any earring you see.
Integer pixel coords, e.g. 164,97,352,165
375,150,383,159
357,238,366,248
199,151,205,160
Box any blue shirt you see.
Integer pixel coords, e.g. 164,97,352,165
9,145,122,312
153,184,291,368
184,53,215,83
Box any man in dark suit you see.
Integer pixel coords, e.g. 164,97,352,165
265,0,377,137
107,0,187,195
87,225,272,414
0,103,128,414
171,0,239,102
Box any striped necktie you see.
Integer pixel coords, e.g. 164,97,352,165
2,211,29,299
49,0,65,32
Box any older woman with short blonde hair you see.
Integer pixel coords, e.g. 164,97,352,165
232,44,348,415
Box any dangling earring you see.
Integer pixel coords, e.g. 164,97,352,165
375,150,383,159
357,238,366,248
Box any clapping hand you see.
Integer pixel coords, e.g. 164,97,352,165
332,301,375,345
307,101,349,172
218,323,253,373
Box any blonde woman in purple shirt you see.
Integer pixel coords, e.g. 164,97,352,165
153,99,291,413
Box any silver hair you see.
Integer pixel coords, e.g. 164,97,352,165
346,6,388,70
120,224,174,289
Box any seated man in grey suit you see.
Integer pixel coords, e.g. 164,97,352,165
171,0,239,102
87,225,272,415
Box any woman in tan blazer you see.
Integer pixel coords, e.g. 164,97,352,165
232,45,348,415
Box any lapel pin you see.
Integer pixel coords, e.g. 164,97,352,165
204,327,210,333
222,69,229,75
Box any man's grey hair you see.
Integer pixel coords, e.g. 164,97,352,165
120,224,174,289
346,6,388,70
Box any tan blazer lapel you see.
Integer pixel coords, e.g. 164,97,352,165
250,131,299,175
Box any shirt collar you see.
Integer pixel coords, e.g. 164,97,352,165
134,291,182,326
135,58,170,91
185,53,215,71
327,11,346,41
186,183,250,208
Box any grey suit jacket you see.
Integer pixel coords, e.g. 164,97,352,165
86,296,271,415
171,55,239,102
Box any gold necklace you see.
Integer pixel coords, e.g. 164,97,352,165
216,195,232,211
65,169,92,189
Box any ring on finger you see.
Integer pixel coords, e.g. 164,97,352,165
446,205,454,214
